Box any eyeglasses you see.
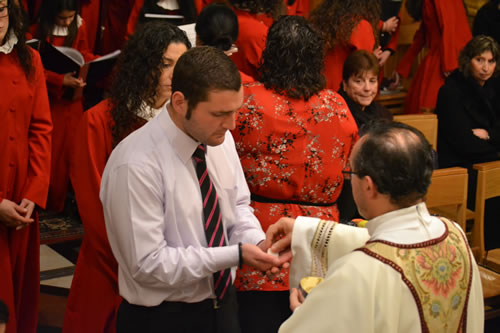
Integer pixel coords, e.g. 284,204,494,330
342,169,359,181
0,3,10,19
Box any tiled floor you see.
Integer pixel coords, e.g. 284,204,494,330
38,244,76,332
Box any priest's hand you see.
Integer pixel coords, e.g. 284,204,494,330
0,198,34,229
289,288,305,312
242,243,281,272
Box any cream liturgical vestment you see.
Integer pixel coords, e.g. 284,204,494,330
281,203,484,333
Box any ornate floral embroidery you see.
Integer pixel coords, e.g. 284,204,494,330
416,241,462,298
361,218,473,333
233,83,358,291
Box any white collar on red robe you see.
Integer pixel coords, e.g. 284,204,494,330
137,100,166,121
52,15,83,37
157,0,179,10
0,31,17,54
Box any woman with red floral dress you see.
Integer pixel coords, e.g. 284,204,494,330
232,16,358,333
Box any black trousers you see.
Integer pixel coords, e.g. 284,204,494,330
237,291,292,333
116,286,241,333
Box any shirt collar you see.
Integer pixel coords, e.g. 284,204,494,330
366,202,434,237
0,31,18,54
159,103,200,165
52,15,82,37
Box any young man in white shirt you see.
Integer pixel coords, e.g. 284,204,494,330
100,46,281,333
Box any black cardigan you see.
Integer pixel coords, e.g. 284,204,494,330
435,70,500,169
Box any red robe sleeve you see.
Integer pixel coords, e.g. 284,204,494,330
79,0,101,51
350,19,376,51
434,0,471,73
23,50,53,208
194,0,213,15
126,0,145,40
385,19,401,52
70,100,113,243
397,21,426,78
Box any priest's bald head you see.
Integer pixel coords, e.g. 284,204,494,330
349,121,434,220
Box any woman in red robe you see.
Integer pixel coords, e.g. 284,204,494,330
396,0,471,114
309,0,381,91
63,22,191,333
0,2,52,333
228,0,282,79
31,0,96,212
232,16,358,333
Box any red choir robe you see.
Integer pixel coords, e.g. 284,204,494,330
99,0,136,54
126,0,145,39
194,0,213,14
31,19,97,212
323,19,376,91
396,0,471,114
232,83,358,292
80,0,101,51
286,0,310,17
0,48,52,333
230,9,270,79
63,100,121,333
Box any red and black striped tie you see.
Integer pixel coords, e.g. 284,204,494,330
192,144,232,302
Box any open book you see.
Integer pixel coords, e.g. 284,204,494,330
38,42,120,85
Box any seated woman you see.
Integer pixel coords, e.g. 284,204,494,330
436,35,500,251
231,15,358,333
339,50,393,130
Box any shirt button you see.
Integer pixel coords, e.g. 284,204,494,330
9,108,15,113
9,162,15,167
12,79,18,85
9,136,14,141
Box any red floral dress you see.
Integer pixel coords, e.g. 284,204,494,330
232,82,359,291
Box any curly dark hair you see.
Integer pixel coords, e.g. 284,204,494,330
195,3,238,51
109,21,190,146
36,0,79,47
352,121,434,208
258,15,325,100
309,0,380,49
459,35,500,79
5,0,33,78
228,0,284,19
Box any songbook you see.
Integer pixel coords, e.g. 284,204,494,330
178,23,196,48
38,42,120,99
26,38,41,50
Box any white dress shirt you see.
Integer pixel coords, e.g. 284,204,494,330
100,105,265,306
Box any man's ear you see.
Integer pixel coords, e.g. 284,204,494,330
171,91,188,117
363,175,378,200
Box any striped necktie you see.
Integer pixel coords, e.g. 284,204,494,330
192,144,232,302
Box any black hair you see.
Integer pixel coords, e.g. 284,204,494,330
353,121,434,208
110,21,191,145
195,3,238,51
172,46,241,118
36,0,79,47
258,15,325,100
5,0,33,77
